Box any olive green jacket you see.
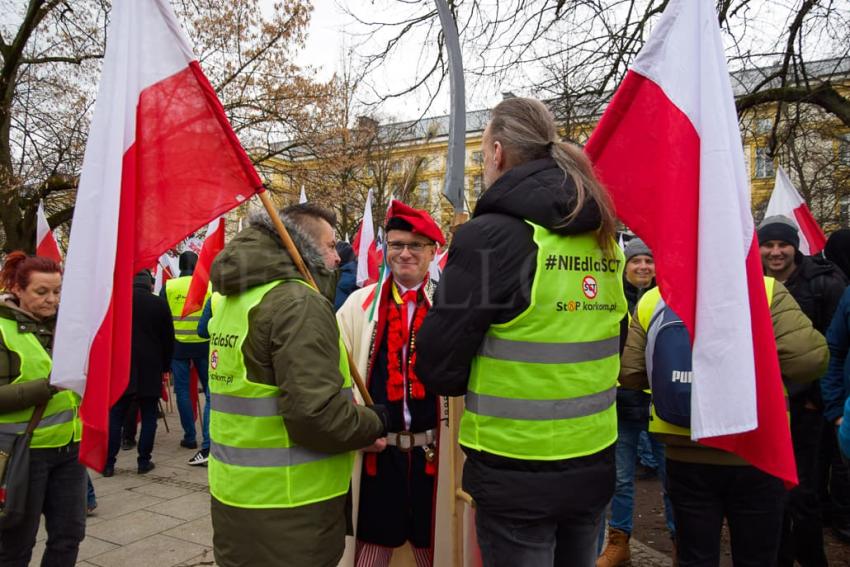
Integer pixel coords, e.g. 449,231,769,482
208,216,383,567
0,296,54,413
619,280,829,465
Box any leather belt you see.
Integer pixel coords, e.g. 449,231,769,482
386,429,436,452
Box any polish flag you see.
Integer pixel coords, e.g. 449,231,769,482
181,216,224,317
428,248,449,282
52,0,262,471
585,0,795,484
36,201,62,263
299,185,308,204
765,166,826,255
153,253,179,295
354,189,378,286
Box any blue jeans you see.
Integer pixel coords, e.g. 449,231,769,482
598,420,675,550
172,356,210,450
0,443,86,566
638,430,658,468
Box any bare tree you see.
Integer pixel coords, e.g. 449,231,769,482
0,0,334,253
344,1,850,129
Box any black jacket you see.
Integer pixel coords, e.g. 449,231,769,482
784,254,848,335
782,254,847,401
129,282,175,398
417,158,616,506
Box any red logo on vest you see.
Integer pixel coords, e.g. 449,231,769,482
582,275,598,299
210,350,219,370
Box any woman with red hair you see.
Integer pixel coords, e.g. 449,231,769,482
0,251,85,566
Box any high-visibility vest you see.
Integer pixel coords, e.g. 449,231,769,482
637,277,781,437
207,280,355,508
165,276,210,344
460,223,627,461
0,318,81,448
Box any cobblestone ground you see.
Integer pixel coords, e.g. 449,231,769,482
28,401,675,567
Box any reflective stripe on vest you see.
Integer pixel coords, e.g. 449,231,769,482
165,276,210,343
0,318,81,448
460,224,627,461
639,276,784,437
207,279,354,509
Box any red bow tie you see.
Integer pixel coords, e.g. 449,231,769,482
401,289,418,304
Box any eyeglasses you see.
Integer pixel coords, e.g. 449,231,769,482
386,241,433,253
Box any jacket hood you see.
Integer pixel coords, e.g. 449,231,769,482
473,158,602,235
210,210,334,297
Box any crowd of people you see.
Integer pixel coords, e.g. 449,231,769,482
1,96,850,567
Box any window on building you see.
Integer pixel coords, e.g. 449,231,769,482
754,146,775,179
391,160,402,173
840,134,850,167
755,118,773,134
418,181,430,205
472,175,483,200
471,150,483,165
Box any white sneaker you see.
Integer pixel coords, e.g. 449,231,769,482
188,449,209,466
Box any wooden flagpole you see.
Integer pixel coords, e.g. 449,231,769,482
258,190,374,407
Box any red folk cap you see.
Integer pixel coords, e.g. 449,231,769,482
385,200,446,246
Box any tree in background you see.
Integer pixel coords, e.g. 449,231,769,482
0,0,334,253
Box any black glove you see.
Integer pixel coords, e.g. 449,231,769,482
367,404,391,436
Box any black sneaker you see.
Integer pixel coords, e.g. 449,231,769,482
138,461,156,475
188,449,209,467
180,439,198,449
102,465,114,478
121,438,136,451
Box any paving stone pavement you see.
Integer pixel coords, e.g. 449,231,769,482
27,404,674,566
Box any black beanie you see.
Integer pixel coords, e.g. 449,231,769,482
757,215,800,250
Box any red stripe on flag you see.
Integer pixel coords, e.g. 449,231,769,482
586,72,699,331
793,204,827,256
132,62,262,271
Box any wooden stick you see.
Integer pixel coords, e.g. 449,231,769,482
258,191,375,406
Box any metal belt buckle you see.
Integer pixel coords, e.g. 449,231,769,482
396,431,415,452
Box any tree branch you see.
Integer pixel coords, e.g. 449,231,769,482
736,83,850,129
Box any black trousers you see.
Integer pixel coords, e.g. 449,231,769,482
464,447,614,567
107,395,159,468
0,443,87,567
665,459,785,567
778,405,828,567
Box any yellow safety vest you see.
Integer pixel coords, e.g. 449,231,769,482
207,280,355,508
460,223,627,460
165,276,210,344
0,318,81,448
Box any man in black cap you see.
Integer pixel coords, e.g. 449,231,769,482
759,214,848,566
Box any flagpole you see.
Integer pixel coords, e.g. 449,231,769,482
258,191,375,407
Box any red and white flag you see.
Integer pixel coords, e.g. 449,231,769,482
585,0,795,484
181,216,225,317
36,201,62,263
354,189,378,286
428,248,449,282
765,166,826,255
153,254,176,295
52,0,262,471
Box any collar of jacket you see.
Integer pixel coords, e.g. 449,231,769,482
472,157,602,236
